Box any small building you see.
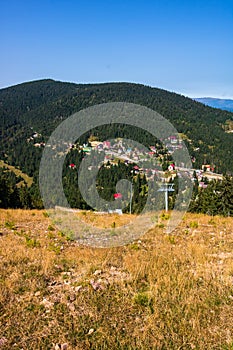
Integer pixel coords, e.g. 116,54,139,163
199,181,208,189
202,164,211,172
90,141,103,149
168,163,175,172
170,136,178,144
103,141,111,149
69,163,76,169
83,147,92,153
113,193,122,199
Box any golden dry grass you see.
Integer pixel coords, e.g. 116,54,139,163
75,211,134,228
0,209,233,349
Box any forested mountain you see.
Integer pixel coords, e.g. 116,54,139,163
194,97,233,112
1,79,233,214
1,79,233,176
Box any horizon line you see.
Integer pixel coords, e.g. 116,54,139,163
0,78,233,101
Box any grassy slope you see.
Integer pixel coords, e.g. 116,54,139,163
0,160,33,187
0,210,233,349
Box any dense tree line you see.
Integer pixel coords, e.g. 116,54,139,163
0,167,43,209
1,161,233,217
189,175,233,216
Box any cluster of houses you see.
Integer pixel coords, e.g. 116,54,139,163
29,133,220,189
68,138,180,183
27,131,45,148
164,135,184,153
68,137,223,186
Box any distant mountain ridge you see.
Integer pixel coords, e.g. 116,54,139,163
194,97,233,112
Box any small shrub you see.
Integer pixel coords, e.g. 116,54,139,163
48,243,61,254
130,243,140,250
47,231,55,239
25,235,40,248
65,230,75,241
189,221,198,228
134,292,149,306
167,235,176,244
160,213,170,220
208,218,216,225
5,221,16,230
134,292,154,313
58,231,65,237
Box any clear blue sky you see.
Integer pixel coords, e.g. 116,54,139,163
1,0,233,98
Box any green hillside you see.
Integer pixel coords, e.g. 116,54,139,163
0,79,233,176
0,160,33,187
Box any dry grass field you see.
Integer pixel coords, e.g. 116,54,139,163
0,209,233,349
